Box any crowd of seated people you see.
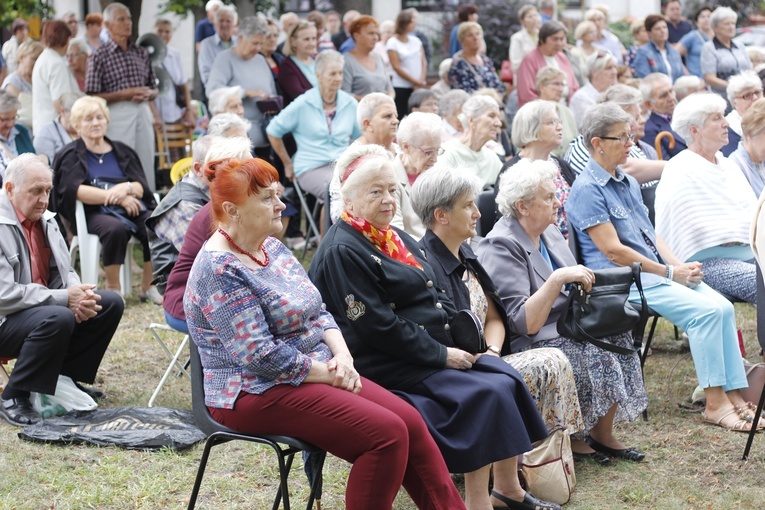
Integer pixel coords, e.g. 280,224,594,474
5,1,765,506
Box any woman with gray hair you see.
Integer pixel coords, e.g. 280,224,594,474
310,143,559,510
414,163,584,448
722,70,763,156
478,158,646,464
33,91,83,164
207,16,278,160
0,90,34,178
567,102,760,433
207,85,245,117
439,94,503,187
268,50,360,200
656,92,758,304
672,75,706,101
388,112,442,239
438,88,469,140
430,58,452,98
535,67,576,157
569,52,618,128
1,39,42,131
496,100,574,236
355,92,398,153
701,7,752,95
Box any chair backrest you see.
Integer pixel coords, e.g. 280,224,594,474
476,189,497,237
189,340,242,437
566,219,583,264
170,157,193,184
156,123,194,171
640,182,658,227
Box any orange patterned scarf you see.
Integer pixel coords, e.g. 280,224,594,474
341,211,423,270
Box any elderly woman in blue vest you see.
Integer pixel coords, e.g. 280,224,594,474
566,102,762,433
633,14,687,82
0,91,34,180
268,50,360,201
310,143,558,510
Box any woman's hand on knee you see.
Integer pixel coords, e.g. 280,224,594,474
672,262,703,288
445,347,475,370
327,354,362,393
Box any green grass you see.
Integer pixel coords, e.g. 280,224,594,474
1,267,765,509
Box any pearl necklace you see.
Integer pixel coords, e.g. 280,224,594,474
217,228,269,267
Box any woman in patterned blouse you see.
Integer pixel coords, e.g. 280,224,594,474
183,157,465,510
448,21,505,96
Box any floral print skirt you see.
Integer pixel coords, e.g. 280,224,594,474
523,333,648,440
504,347,585,436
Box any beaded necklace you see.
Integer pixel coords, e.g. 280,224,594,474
217,228,269,267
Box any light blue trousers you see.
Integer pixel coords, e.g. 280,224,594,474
629,281,748,392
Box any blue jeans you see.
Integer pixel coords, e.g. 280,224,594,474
164,309,189,334
629,281,747,391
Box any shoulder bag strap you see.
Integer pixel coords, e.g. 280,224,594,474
570,318,635,355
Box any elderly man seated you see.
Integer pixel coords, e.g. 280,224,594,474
146,135,213,295
641,72,687,159
0,154,123,426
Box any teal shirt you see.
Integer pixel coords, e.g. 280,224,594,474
266,88,361,177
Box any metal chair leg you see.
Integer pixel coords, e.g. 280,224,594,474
187,434,224,509
742,380,765,461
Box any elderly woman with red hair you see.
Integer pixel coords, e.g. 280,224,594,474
183,156,466,510
33,19,79,130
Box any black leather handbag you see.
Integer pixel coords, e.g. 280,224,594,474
557,262,647,355
450,309,487,355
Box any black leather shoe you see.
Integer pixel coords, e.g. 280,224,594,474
586,436,645,462
572,450,613,466
74,382,106,400
0,397,41,426
491,490,561,510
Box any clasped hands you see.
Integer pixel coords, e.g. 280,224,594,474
327,353,362,393
67,284,102,323
104,184,142,216
671,262,703,288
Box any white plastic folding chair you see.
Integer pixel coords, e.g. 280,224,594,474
147,323,190,407
69,201,138,296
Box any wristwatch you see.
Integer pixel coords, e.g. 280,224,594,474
487,345,501,355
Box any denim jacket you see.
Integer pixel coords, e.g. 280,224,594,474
634,41,685,82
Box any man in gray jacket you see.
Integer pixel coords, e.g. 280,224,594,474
0,154,124,426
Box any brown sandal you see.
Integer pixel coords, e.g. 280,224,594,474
734,403,765,429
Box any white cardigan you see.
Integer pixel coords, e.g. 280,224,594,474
656,149,756,262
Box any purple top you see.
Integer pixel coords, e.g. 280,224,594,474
184,236,336,408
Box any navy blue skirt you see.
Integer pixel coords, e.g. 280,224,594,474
395,355,548,473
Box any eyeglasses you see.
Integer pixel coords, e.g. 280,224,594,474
413,144,445,158
600,133,635,145
0,114,19,123
66,52,87,59
739,89,764,102
543,118,563,126
547,81,565,88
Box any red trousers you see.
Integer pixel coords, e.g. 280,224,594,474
210,377,465,510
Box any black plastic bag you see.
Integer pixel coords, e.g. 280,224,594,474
19,406,206,451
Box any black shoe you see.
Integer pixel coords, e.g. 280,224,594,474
0,397,41,426
572,450,613,466
491,490,561,510
586,436,645,462
74,382,106,400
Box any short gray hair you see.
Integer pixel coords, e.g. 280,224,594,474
438,58,452,80
335,143,393,206
56,91,84,111
0,90,21,113
727,70,762,104
589,52,617,80
638,72,672,101
205,0,223,12
580,102,632,151
357,93,395,127
316,49,344,77
214,4,237,24
496,159,558,219
598,83,642,107
203,136,252,168
67,38,89,55
397,112,443,147
673,75,705,100
535,66,565,92
511,100,557,149
439,89,470,117
710,6,737,29
207,112,252,137
192,135,214,164
5,153,52,188
458,95,498,130
207,86,243,115
238,16,269,39
671,92,727,143
103,2,129,24
411,165,482,228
